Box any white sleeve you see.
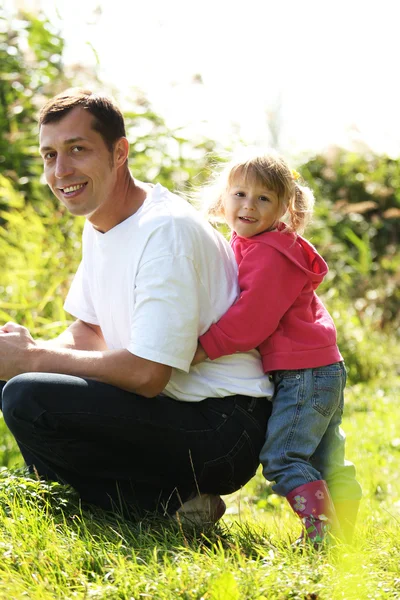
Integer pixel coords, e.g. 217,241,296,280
63,261,99,325
127,254,200,373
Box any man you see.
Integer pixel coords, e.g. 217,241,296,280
0,89,273,521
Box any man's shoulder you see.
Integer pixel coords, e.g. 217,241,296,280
148,184,190,210
145,185,229,247
134,188,234,274
141,184,194,224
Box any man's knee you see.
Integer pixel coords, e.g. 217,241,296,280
0,380,7,411
2,373,44,432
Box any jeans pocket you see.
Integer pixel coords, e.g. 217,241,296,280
199,430,259,494
311,364,344,418
197,397,235,433
273,370,299,383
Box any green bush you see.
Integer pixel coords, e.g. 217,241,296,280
321,290,399,384
303,148,400,333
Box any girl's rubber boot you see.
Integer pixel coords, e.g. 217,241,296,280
333,499,360,543
286,480,342,547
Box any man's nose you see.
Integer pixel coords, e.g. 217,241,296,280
55,155,74,179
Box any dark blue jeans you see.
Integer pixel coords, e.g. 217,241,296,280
0,374,271,517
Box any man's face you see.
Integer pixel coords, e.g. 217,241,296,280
39,107,117,219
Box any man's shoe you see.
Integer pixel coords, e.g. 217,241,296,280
174,493,226,527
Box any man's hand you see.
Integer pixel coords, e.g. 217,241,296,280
191,342,208,366
0,322,37,380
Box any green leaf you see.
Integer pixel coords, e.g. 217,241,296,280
208,571,240,600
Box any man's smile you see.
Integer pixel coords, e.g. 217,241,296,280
58,182,88,196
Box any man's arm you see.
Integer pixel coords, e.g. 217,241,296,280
0,322,171,397
38,319,108,351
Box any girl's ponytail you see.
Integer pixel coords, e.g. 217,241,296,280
285,181,315,235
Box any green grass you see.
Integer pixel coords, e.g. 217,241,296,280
0,376,399,599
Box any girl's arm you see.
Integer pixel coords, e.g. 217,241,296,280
191,342,208,365
198,244,308,360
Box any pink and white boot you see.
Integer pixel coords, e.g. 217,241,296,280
286,480,341,546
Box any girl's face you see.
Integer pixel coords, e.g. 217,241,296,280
222,175,282,238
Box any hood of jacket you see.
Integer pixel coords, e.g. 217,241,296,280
232,224,328,289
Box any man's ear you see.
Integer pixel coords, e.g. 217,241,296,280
114,137,129,168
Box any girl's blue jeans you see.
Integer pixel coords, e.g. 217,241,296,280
259,362,362,501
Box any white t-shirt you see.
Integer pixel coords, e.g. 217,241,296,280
64,184,273,402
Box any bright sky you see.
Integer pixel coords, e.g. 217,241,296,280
8,0,400,160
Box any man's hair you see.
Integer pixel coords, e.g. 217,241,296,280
39,88,126,153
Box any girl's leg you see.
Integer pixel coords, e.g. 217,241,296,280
310,383,362,503
260,364,350,543
260,365,348,495
310,367,362,542
1,373,271,517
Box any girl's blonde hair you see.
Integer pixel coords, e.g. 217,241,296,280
200,149,315,235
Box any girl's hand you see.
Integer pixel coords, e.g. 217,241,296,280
191,342,208,366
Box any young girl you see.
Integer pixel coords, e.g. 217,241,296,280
193,150,362,545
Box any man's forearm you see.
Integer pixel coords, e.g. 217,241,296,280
0,321,171,396
31,346,172,397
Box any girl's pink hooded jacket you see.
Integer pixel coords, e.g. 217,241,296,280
199,225,342,372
